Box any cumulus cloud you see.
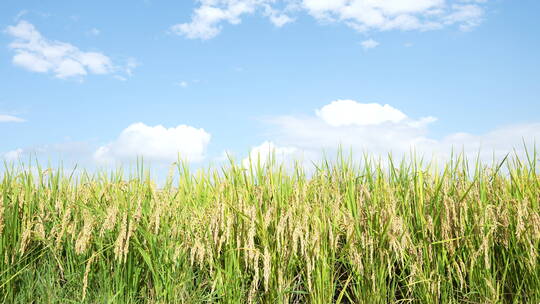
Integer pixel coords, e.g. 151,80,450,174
171,1,256,39
173,0,487,39
259,99,540,165
263,4,295,27
94,123,211,164
316,100,407,126
242,141,299,167
360,39,379,50
170,1,298,39
5,21,134,79
0,114,25,122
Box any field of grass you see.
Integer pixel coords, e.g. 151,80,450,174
0,151,539,303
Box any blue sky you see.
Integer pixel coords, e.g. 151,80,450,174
1,0,539,169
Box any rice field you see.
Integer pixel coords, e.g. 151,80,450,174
0,151,539,303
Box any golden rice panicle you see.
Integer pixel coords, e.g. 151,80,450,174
263,245,271,292
55,208,71,250
190,236,206,267
19,220,32,255
75,211,95,255
33,216,46,241
244,205,257,267
114,212,128,262
81,252,97,302
118,198,143,262
0,194,4,236
530,211,540,241
150,195,163,235
248,266,259,304
101,204,118,236
349,246,364,274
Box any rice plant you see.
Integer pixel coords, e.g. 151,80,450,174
0,150,539,303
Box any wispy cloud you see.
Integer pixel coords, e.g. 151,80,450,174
5,20,135,80
1,141,95,164
255,99,540,165
2,148,24,162
88,28,100,36
177,81,189,88
14,10,28,21
172,0,487,40
0,114,25,122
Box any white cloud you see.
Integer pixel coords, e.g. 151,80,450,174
88,28,100,36
94,123,211,164
171,2,255,39
12,51,53,72
5,21,134,79
242,141,299,167
443,4,484,31
2,148,24,162
124,57,138,77
178,81,189,88
259,99,540,164
316,100,412,126
55,58,87,78
174,0,487,39
301,0,485,32
1,141,94,165
0,114,25,122
263,4,295,27
14,10,28,21
360,38,379,50
269,13,294,27
171,0,293,39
